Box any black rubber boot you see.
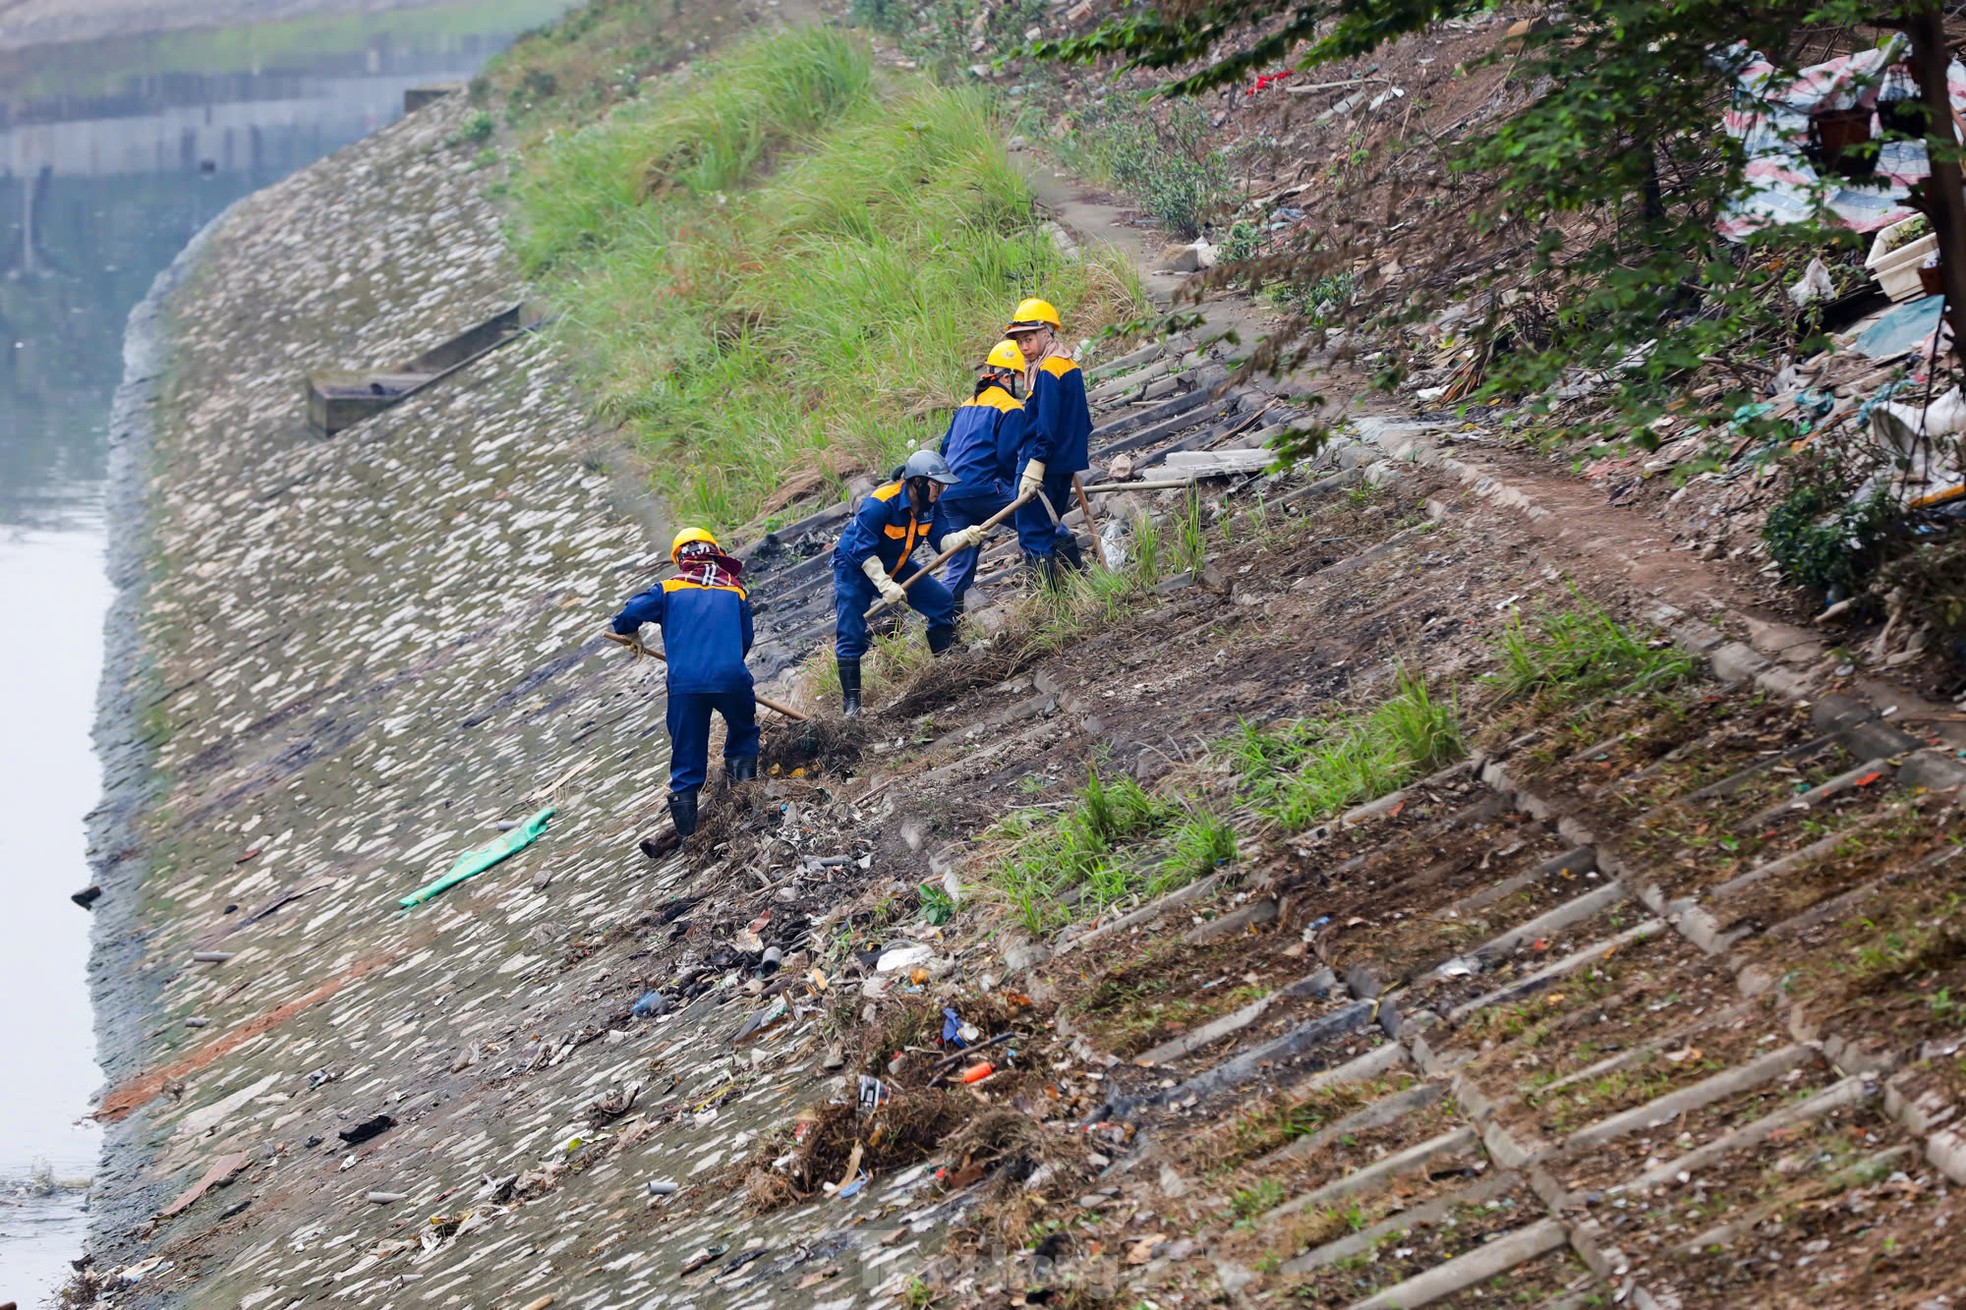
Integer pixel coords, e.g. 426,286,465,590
726,755,758,784
838,658,863,718
1021,551,1048,591
1055,533,1086,573
927,626,956,656
1023,550,1066,591
666,788,700,839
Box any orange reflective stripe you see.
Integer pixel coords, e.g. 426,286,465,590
663,577,747,600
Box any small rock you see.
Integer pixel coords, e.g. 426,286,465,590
1002,940,1051,973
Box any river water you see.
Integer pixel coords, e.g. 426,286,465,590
0,3,568,1301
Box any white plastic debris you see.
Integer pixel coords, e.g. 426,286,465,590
1787,257,1835,308
875,944,934,973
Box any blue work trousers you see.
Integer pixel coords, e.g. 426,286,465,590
933,489,1012,608
834,559,956,660
666,688,759,795
1013,462,1081,557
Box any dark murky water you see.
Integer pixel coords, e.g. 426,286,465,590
0,4,567,1300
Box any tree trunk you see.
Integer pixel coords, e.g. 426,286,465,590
1901,3,1966,374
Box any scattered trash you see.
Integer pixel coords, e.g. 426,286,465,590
646,1179,679,1196
115,1256,171,1285
338,1115,396,1146
1788,259,1836,310
366,1190,409,1204
1436,956,1479,979
732,996,789,1044
1854,294,1946,360
630,990,671,1019
191,951,235,964
958,1062,995,1084
680,1243,728,1274
70,885,103,910
856,1074,889,1116
875,944,934,974
399,806,555,908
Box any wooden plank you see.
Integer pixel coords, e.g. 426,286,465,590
159,1152,250,1219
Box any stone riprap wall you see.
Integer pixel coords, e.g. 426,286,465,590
87,94,946,1308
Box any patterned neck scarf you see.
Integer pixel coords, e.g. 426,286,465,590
676,546,745,589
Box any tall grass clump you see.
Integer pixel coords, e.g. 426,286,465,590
1230,670,1463,834
1488,598,1696,706
1049,94,1232,239
509,27,1146,526
984,762,1214,932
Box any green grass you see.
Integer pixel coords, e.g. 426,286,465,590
1227,670,1464,834
984,762,1229,932
1175,488,1208,575
507,27,1145,528
1046,94,1233,240
1130,511,1165,586
1488,598,1697,707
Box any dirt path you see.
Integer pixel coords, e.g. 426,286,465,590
1020,156,1966,755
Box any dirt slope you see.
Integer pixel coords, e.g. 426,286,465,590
71,32,1966,1310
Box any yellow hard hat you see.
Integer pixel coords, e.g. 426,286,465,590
984,339,1025,371
670,526,718,564
1004,297,1062,335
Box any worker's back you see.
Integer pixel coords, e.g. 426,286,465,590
654,578,753,693
940,383,1024,497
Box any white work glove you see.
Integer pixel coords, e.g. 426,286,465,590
1018,459,1047,499
940,525,986,553
861,555,908,606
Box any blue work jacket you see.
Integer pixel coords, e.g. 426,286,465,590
834,481,934,577
939,381,1026,500
610,577,754,694
1025,355,1092,475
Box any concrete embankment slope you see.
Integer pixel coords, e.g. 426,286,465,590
81,93,918,1306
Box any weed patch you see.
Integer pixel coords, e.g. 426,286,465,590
981,762,1232,932
1048,94,1232,239
1227,670,1462,834
1488,598,1696,708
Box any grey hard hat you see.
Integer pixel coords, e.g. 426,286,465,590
902,448,958,485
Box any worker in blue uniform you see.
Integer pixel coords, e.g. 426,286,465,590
932,339,1028,616
1004,297,1091,586
832,449,983,717
607,527,758,839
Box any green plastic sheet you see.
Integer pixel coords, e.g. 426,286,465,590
399,807,556,908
